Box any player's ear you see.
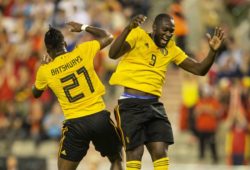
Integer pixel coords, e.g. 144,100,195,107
153,23,156,32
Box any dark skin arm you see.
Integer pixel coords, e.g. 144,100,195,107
32,85,43,98
179,27,225,76
109,15,147,59
66,21,113,49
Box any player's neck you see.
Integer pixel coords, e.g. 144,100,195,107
149,32,154,40
55,50,67,56
55,48,67,57
149,32,158,46
149,33,166,49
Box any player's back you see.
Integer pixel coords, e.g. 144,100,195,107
37,40,105,119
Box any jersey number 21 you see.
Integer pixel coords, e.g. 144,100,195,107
60,66,94,103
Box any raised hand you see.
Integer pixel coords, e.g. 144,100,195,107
41,54,52,65
128,14,147,30
206,27,225,52
66,21,83,32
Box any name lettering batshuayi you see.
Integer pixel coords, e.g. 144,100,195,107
51,56,83,76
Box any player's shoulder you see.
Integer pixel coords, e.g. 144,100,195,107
36,63,49,75
133,27,145,33
129,27,147,39
167,38,176,48
76,40,99,47
39,57,60,71
39,63,50,69
74,40,100,51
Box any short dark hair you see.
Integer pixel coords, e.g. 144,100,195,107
153,13,173,26
44,26,64,50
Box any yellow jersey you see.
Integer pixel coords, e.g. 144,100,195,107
109,27,188,97
35,40,105,119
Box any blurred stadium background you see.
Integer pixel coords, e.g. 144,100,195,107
0,0,250,169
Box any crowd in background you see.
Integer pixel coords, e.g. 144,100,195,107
0,0,249,166
174,0,250,165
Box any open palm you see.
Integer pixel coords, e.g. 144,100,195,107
206,27,225,51
66,21,82,32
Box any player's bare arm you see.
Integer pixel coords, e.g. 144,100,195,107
109,14,147,59
179,27,225,76
32,85,43,98
66,21,113,49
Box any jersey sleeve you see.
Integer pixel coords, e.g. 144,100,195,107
75,40,100,61
171,46,188,65
125,27,141,48
34,66,48,90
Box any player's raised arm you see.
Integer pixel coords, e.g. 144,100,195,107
109,14,147,59
66,21,113,49
179,27,225,76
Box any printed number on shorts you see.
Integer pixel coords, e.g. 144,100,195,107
149,54,157,66
60,66,94,102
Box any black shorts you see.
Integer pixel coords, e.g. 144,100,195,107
59,110,122,162
114,98,174,151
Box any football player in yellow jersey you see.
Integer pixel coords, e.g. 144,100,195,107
32,22,123,170
109,14,225,170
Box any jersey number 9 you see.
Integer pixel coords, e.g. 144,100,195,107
149,54,157,66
